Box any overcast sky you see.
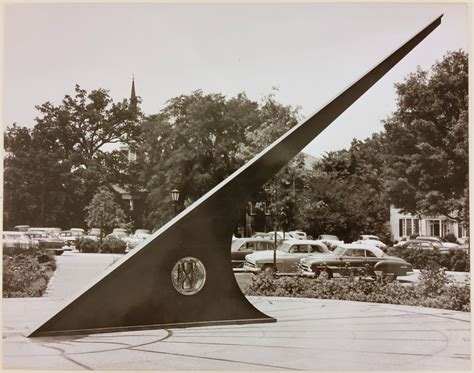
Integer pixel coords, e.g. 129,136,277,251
2,2,469,157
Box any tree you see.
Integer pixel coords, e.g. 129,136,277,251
383,50,468,222
3,124,73,227
297,134,392,242
34,84,141,164
84,187,128,235
140,90,302,228
235,90,305,232
3,85,140,229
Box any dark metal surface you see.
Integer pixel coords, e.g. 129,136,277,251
29,15,442,337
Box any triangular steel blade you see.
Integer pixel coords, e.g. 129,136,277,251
29,15,442,337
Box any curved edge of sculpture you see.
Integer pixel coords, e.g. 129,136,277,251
28,14,442,338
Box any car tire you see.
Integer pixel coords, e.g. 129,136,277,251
314,267,333,280
375,270,396,282
262,265,276,277
383,272,397,281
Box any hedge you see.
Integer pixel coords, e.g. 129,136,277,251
3,248,57,298
244,266,470,312
101,236,127,253
77,238,100,253
386,247,469,272
77,236,127,254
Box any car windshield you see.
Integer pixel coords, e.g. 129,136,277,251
278,242,328,253
365,246,385,257
231,239,246,251
278,243,293,253
333,246,385,257
320,235,339,240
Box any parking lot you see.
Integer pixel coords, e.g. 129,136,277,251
2,251,471,371
31,251,474,299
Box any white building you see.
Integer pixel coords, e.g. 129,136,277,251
390,206,468,242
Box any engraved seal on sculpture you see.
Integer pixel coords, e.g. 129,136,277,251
171,257,206,295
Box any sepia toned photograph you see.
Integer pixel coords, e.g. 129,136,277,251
2,1,470,371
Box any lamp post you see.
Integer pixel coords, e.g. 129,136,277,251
99,201,105,247
171,189,180,217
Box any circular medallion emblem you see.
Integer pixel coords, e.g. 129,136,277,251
171,257,206,295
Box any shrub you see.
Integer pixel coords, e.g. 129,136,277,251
100,236,127,253
386,247,469,272
3,249,56,298
77,237,100,253
450,250,470,272
418,265,450,296
3,245,34,257
444,232,458,243
245,271,470,312
443,279,471,312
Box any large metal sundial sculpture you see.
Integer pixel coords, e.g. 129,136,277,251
29,15,442,337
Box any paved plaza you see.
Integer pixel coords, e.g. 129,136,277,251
2,252,471,371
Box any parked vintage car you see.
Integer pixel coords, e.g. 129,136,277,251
231,238,275,268
300,243,413,281
126,229,152,250
85,228,102,241
267,231,300,240
13,225,30,232
58,229,84,246
394,236,409,247
317,234,344,249
400,239,451,254
458,237,469,252
288,230,308,240
106,228,129,240
2,231,37,250
353,239,387,251
29,227,62,235
244,239,331,275
26,231,65,255
359,234,380,241
416,236,460,249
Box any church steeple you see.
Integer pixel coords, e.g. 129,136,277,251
130,75,137,109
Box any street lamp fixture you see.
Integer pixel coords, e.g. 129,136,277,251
171,189,180,216
171,189,180,202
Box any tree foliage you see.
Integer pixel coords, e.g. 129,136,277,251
140,90,302,228
297,134,391,242
5,50,468,237
84,187,128,233
3,85,140,228
383,50,468,221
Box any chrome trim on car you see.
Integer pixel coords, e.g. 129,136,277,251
242,265,261,273
245,260,256,268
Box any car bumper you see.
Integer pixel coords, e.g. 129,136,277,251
231,260,245,268
242,265,261,273
300,270,316,277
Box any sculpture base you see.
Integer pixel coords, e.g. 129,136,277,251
29,316,276,338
